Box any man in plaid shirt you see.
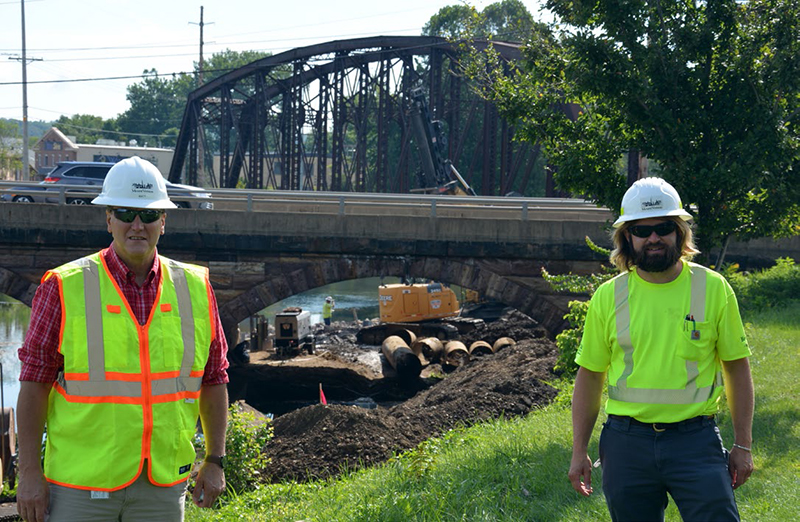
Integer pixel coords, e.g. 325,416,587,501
17,157,229,522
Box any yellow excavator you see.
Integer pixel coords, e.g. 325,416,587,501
378,282,460,322
357,281,482,345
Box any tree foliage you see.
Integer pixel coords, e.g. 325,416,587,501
54,114,114,144
0,119,22,175
469,0,800,257
423,0,544,42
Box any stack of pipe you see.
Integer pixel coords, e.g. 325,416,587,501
411,337,444,365
493,337,516,352
381,336,422,378
468,340,493,356
443,340,470,368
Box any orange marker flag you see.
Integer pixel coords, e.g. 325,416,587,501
319,383,327,406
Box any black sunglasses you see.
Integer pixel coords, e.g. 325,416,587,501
112,208,164,224
628,221,678,238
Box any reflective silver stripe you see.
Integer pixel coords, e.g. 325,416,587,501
57,372,142,398
608,265,716,405
77,258,106,382
167,260,197,378
152,376,203,396
689,265,706,322
608,380,717,403
613,274,633,393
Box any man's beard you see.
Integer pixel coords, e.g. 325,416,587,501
634,241,682,272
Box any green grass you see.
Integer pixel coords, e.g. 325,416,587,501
186,303,800,521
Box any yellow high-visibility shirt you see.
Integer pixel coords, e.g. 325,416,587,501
576,261,750,423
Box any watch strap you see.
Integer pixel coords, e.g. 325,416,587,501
204,454,225,468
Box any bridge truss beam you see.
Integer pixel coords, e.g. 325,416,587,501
170,36,538,195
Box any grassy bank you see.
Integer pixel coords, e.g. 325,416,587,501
187,302,799,521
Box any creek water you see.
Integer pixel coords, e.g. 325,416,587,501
0,300,28,412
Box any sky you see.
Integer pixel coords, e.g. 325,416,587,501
0,0,549,124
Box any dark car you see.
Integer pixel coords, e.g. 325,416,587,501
1,161,213,209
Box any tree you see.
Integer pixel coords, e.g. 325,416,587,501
423,4,476,38
199,49,270,85
115,69,191,147
54,114,111,144
470,0,800,263
114,50,271,149
424,0,542,42
0,119,21,178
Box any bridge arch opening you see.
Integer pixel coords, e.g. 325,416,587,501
218,255,574,352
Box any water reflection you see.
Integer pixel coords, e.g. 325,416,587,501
0,298,29,410
247,277,401,328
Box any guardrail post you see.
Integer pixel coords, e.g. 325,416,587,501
430,199,437,218
339,197,345,216
247,193,253,212
522,201,528,221
59,187,66,205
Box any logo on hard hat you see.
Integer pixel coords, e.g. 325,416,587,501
640,197,663,210
131,180,154,193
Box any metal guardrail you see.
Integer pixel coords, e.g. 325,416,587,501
0,181,610,220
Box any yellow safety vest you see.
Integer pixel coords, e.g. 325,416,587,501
43,252,213,491
608,263,724,406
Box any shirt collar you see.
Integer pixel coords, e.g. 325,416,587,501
103,244,160,287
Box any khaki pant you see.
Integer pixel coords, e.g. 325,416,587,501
48,472,187,522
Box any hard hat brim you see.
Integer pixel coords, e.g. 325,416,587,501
91,194,178,209
613,208,692,227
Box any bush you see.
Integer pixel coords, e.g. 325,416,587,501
543,236,613,377
194,404,274,497
724,257,800,312
553,300,588,377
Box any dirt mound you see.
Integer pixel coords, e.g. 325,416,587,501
263,339,559,483
265,404,417,482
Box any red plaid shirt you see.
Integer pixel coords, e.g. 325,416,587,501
19,245,229,385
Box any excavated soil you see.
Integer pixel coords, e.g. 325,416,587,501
259,306,559,483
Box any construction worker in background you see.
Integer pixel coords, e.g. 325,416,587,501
322,296,335,326
569,177,754,521
16,157,229,522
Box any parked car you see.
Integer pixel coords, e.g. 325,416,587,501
0,161,213,209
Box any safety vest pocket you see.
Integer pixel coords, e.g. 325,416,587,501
677,321,717,361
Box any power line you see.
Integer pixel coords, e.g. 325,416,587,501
56,121,176,140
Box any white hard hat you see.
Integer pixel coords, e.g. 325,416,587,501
613,177,692,227
92,156,177,209
325,296,333,302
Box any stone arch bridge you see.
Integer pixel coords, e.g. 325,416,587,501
1,194,795,347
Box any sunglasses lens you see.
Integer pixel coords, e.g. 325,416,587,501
629,221,676,238
113,210,136,223
654,222,677,235
138,210,162,223
113,209,162,224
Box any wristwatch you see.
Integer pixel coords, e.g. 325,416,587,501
204,454,226,469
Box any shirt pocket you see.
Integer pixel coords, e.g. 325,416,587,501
677,321,717,361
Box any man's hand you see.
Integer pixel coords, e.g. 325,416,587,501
17,470,49,522
729,446,754,489
192,462,225,508
568,453,594,496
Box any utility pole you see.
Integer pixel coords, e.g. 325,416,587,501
16,0,42,181
189,6,213,185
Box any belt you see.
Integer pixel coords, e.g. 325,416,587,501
608,414,714,433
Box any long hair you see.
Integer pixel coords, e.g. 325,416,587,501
609,217,700,273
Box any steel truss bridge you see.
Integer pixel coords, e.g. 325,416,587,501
169,36,548,196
